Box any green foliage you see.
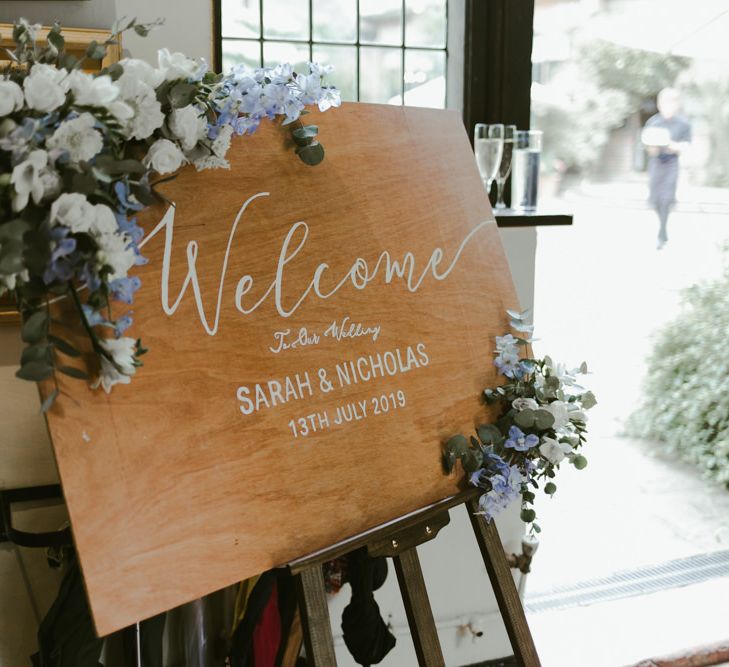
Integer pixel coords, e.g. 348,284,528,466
627,252,729,486
533,38,688,174
580,40,688,107
443,308,595,533
292,125,325,166
679,67,729,188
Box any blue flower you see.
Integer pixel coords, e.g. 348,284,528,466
504,426,538,452
113,312,133,337
110,276,141,304
114,180,145,212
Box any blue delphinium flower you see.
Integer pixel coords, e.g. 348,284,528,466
504,425,538,452
110,276,141,305
476,464,525,521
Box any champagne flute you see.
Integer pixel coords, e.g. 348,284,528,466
474,123,504,198
494,125,516,209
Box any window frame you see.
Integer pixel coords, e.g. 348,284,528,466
213,0,454,107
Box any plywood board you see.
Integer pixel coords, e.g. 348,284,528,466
42,103,519,635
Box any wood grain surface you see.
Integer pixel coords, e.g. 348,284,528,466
42,103,520,635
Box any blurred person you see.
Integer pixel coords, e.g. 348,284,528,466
641,88,692,250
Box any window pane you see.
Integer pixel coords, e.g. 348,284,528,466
263,41,311,73
360,0,403,46
360,46,402,104
313,0,357,43
222,39,261,73
221,0,261,39
405,0,446,48
263,0,310,40
404,49,445,108
313,45,357,101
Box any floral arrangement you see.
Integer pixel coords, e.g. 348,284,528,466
0,19,340,407
443,310,596,533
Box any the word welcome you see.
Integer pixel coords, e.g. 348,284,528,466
140,192,492,336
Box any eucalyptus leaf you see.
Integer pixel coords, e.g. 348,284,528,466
514,408,536,429
21,310,49,343
534,409,555,431
0,239,24,274
296,142,325,166
16,361,53,382
581,391,597,409
544,482,557,496
47,30,64,52
520,508,536,523
169,82,197,108
477,424,503,445
21,343,52,365
445,434,469,457
462,449,483,473
572,454,588,470
0,219,30,242
85,41,107,60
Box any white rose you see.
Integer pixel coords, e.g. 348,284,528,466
0,79,24,116
116,77,164,140
158,48,200,81
512,397,538,412
96,231,136,280
118,58,165,90
11,150,48,211
46,113,104,163
92,204,118,235
144,138,185,174
91,355,133,394
539,437,572,465
23,64,69,112
67,70,120,108
50,192,97,233
169,104,206,151
546,400,570,430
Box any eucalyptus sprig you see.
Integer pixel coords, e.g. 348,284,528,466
443,309,596,534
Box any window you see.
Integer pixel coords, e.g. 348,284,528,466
215,0,458,109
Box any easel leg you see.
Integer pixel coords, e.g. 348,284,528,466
466,499,541,667
295,565,337,666
393,547,446,667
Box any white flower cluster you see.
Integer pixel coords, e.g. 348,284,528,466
1,32,340,396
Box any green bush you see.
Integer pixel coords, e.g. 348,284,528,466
627,254,729,486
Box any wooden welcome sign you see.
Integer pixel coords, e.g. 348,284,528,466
43,103,519,635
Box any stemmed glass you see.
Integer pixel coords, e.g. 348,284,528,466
474,123,504,198
494,125,517,209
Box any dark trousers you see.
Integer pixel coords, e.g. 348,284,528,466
654,200,672,242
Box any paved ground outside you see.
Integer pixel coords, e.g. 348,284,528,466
521,177,729,666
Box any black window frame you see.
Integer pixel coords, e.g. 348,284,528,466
213,0,450,106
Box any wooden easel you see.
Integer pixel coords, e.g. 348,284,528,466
285,488,541,667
